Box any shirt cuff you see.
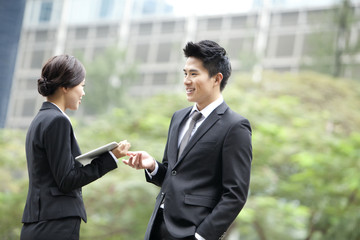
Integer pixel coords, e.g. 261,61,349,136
108,151,118,163
145,160,158,178
195,233,206,240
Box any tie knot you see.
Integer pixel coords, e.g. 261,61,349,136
191,111,202,122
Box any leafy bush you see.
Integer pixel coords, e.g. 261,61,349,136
1,71,359,239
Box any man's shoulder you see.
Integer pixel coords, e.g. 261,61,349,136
223,107,251,127
173,106,192,116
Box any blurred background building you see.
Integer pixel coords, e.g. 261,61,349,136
0,0,26,128
3,0,360,128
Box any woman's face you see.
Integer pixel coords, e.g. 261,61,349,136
64,79,85,111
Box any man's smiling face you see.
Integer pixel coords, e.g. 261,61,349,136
183,57,221,111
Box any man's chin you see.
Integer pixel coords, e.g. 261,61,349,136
186,97,195,103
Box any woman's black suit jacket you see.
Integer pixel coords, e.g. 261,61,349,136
22,101,117,223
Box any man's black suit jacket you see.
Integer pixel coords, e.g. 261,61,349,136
22,102,117,223
145,102,252,240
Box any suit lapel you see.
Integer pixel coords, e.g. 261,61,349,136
175,102,228,168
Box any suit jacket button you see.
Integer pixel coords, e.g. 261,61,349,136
171,170,177,175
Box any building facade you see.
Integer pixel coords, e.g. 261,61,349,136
6,0,360,128
0,0,26,128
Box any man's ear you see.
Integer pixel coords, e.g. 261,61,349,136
215,73,223,86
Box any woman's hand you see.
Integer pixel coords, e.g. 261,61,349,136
111,140,131,158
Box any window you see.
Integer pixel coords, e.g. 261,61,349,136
35,30,48,42
22,98,36,117
207,17,222,31
161,21,175,34
25,78,37,90
156,43,172,62
153,72,168,85
39,1,53,22
139,23,153,35
197,19,208,31
75,27,88,39
280,12,298,26
227,37,254,59
228,38,243,58
231,16,247,29
306,9,332,25
167,72,179,84
276,34,295,57
247,15,258,28
96,26,110,38
134,43,149,63
30,50,45,69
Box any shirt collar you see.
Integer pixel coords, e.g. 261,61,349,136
190,95,224,119
47,101,72,123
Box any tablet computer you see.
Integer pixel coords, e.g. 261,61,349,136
75,142,118,163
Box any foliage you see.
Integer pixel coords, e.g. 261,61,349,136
0,71,359,239
79,46,138,115
227,71,360,239
0,129,27,240
301,0,360,78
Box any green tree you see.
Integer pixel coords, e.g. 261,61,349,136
227,71,360,239
1,71,359,240
0,129,27,240
302,0,360,79
80,46,138,115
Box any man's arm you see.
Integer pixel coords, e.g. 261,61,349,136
196,118,252,239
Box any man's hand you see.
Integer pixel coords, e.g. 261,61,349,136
123,151,156,171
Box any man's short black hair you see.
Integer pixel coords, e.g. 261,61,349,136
183,40,231,91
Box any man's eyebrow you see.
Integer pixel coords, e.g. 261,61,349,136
183,68,199,72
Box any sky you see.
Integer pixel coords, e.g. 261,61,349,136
167,0,348,16
169,0,253,16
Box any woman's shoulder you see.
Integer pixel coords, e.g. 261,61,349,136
35,107,71,129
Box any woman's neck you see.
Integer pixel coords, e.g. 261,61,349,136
46,94,65,112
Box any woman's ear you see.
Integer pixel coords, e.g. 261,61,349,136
61,86,69,94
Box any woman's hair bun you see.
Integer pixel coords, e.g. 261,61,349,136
37,76,51,96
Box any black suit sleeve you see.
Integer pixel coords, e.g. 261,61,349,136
44,116,117,193
145,160,167,187
197,118,252,238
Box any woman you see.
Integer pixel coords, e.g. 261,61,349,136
20,55,130,240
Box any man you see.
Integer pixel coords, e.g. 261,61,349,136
124,40,252,240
